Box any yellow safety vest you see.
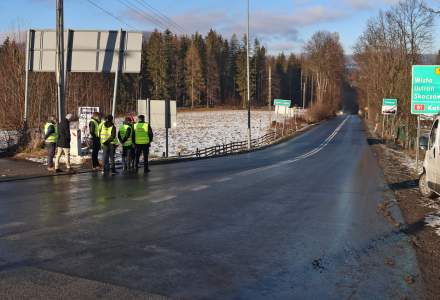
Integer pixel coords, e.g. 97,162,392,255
44,122,58,143
90,118,100,137
99,124,118,145
119,124,133,147
134,122,150,145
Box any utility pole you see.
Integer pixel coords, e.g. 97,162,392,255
56,0,65,122
303,76,306,109
246,0,251,150
268,65,272,111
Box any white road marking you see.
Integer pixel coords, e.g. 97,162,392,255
148,177,163,182
151,195,177,203
63,207,95,217
215,177,233,183
0,222,25,230
130,195,148,201
93,209,131,219
237,116,349,176
191,185,209,192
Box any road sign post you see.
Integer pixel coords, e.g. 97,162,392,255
274,99,292,137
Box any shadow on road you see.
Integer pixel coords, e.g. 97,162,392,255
388,180,419,191
367,138,384,145
400,219,426,236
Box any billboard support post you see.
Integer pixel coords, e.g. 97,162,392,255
24,29,31,125
165,99,171,158
112,29,125,117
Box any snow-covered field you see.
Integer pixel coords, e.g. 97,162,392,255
148,110,272,157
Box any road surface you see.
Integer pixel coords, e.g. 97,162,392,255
0,116,423,299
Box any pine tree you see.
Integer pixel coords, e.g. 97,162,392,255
146,30,167,99
185,40,204,108
205,30,221,107
236,35,249,109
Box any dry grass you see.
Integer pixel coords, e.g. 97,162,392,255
305,102,336,123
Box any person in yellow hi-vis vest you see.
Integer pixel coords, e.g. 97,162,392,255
118,116,134,171
43,116,57,171
99,114,118,175
133,115,154,173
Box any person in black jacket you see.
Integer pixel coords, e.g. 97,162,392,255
89,112,101,170
55,113,73,172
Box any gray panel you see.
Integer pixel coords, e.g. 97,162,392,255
137,100,177,129
28,29,142,73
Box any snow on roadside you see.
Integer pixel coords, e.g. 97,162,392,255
379,143,440,235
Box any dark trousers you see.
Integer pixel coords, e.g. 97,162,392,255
122,146,135,170
135,144,150,170
91,137,100,168
46,142,56,168
102,144,116,172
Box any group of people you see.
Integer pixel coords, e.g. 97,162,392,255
43,113,153,175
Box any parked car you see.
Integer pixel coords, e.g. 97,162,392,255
419,117,440,198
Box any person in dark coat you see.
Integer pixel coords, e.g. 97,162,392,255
55,113,72,172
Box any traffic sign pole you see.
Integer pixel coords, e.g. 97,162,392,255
417,116,420,174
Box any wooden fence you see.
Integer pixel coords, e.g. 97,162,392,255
174,117,304,159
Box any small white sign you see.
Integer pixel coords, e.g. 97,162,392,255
78,106,100,142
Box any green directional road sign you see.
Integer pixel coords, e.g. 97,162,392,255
382,98,397,115
411,65,440,115
274,99,291,107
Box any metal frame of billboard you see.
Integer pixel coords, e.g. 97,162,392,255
24,28,143,122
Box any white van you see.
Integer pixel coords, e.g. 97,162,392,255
420,118,440,198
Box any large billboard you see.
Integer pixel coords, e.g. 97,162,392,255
28,29,142,73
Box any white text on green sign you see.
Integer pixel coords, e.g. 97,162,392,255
274,99,291,107
411,65,440,115
382,98,397,115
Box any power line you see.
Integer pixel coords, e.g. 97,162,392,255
135,0,185,33
118,0,169,31
84,0,137,30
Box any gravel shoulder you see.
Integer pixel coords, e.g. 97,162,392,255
365,121,440,299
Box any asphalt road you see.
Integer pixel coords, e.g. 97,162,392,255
0,115,423,299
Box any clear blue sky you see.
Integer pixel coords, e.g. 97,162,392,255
1,0,439,54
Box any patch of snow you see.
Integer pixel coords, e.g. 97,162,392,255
425,213,440,236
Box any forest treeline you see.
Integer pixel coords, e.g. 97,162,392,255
353,0,436,149
0,28,345,130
